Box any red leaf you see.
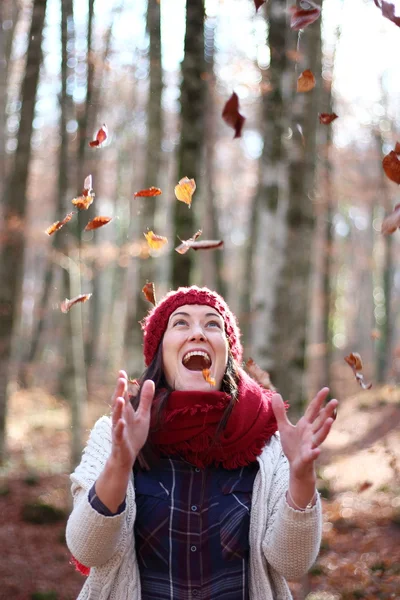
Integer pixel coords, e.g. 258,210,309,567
289,3,321,30
61,293,92,313
222,93,246,139
254,0,265,10
89,124,108,148
84,216,112,231
381,203,400,234
382,151,400,184
142,282,157,306
374,1,400,27
297,69,316,93
134,187,162,197
319,112,338,125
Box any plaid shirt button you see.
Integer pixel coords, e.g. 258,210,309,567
195,468,201,472
190,545,197,552
191,505,197,511
192,590,199,596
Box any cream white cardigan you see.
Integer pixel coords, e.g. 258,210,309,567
66,416,322,600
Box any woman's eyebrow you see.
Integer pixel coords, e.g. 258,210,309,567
170,311,190,318
205,312,222,320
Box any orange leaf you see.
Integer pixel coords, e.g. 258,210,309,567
61,293,92,313
202,368,216,386
144,230,168,250
84,216,112,231
174,177,196,207
344,352,372,390
175,229,203,254
297,69,316,93
289,3,321,30
246,358,276,391
134,187,162,197
319,112,338,125
89,124,108,147
45,211,75,235
222,92,245,138
382,151,400,184
394,141,400,154
72,175,95,210
381,203,400,234
142,282,157,305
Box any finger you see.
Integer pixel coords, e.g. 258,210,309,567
271,394,291,430
112,397,124,429
304,387,330,423
112,376,128,407
113,418,125,444
119,370,128,380
312,417,335,447
312,399,338,433
137,380,155,417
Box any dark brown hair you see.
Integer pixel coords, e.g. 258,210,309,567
131,340,240,470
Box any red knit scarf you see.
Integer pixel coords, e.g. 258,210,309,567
149,369,278,469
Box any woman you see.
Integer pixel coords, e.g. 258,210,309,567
66,286,338,600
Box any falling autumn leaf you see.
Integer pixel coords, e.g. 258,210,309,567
370,329,381,340
134,187,162,198
60,293,92,313
222,92,245,139
297,69,316,93
289,2,321,30
254,0,265,10
246,358,276,392
344,352,372,390
174,177,196,207
84,216,112,231
72,174,95,210
202,368,216,386
175,229,203,254
45,211,75,236
89,124,108,147
382,151,400,185
144,230,168,250
357,481,373,493
319,112,338,125
381,203,400,234
185,240,224,252
142,282,157,306
394,141,400,154
373,0,400,27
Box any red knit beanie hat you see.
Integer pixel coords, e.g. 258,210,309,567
142,286,243,366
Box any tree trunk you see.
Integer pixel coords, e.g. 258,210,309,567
252,2,322,412
0,0,47,463
171,0,206,288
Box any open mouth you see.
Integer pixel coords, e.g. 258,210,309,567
182,351,212,371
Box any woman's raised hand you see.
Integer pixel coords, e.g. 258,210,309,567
110,370,154,471
271,387,338,481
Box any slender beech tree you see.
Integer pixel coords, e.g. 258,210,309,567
0,0,47,462
171,0,206,288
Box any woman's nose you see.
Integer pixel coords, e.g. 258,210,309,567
189,324,207,341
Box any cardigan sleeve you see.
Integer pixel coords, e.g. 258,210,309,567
65,416,133,568
261,449,322,580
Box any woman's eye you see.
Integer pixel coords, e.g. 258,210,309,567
207,320,221,328
173,319,187,327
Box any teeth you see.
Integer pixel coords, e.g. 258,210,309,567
183,351,211,365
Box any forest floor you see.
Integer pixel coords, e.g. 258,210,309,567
0,377,399,600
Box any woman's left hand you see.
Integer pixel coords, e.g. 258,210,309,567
271,388,338,480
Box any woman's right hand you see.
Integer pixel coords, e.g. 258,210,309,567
110,370,154,471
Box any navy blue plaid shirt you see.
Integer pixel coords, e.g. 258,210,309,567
90,457,259,600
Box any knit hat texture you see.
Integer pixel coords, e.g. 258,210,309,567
142,286,243,366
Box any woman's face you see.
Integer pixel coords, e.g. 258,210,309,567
162,304,229,391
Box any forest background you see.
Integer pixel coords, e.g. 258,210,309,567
0,0,399,599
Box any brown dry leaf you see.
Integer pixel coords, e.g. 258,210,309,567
289,2,321,30
357,481,373,493
144,230,168,250
381,203,400,234
394,141,400,154
72,175,95,210
174,177,196,207
60,293,92,313
84,216,112,231
142,282,157,306
344,352,372,390
297,69,316,93
319,112,339,125
89,124,108,147
202,368,216,386
374,0,400,27
175,229,203,255
245,358,276,391
187,240,224,251
134,187,162,198
45,211,75,235
222,92,246,138
382,151,400,184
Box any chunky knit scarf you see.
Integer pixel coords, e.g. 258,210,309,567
149,369,278,469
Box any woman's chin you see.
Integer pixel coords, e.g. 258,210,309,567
174,369,219,392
